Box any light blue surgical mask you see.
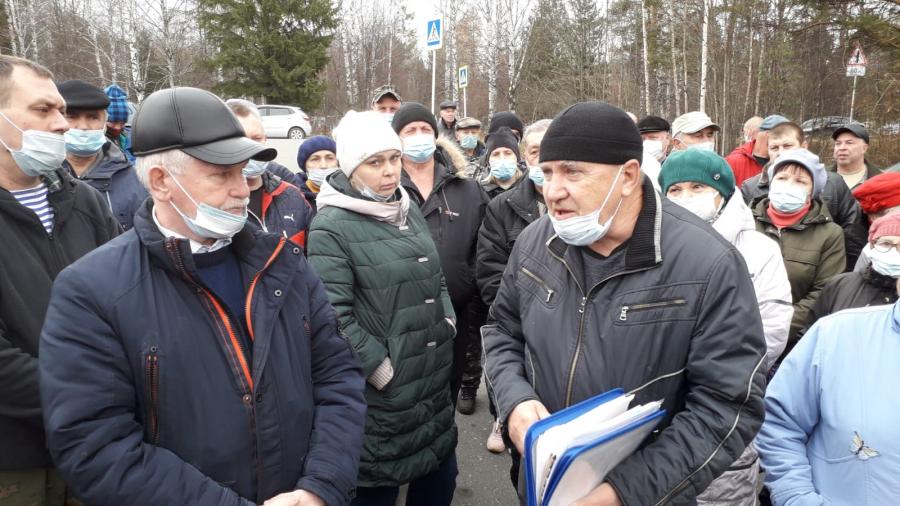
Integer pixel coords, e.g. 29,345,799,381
383,113,394,124
549,164,625,246
490,159,518,181
0,111,66,177
307,166,339,187
689,141,715,152
402,134,436,163
353,179,392,202
768,180,809,214
168,172,247,239
528,165,544,186
64,128,107,156
460,134,478,150
242,159,268,179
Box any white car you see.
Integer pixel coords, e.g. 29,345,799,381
258,104,312,139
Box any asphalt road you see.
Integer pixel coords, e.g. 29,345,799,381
267,136,519,504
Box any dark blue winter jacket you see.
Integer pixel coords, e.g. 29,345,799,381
63,141,148,230
39,200,366,506
250,168,313,248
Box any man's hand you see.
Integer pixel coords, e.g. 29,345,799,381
262,490,325,506
571,483,623,506
508,399,550,454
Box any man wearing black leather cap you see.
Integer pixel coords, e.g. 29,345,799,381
40,87,367,506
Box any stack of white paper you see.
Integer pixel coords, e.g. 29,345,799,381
524,389,664,506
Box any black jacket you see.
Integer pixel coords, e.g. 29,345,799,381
400,138,489,310
805,267,898,332
476,178,543,306
741,168,864,270
63,142,148,230
483,177,767,504
0,170,120,470
40,201,366,505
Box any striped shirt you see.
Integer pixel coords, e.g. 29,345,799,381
11,183,54,234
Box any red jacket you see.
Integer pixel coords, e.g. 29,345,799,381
726,140,764,186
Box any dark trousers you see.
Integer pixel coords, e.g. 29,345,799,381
350,454,458,506
450,297,487,402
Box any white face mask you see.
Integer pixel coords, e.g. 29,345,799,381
307,166,339,187
868,244,900,278
688,141,715,152
549,165,625,246
669,190,722,222
242,159,268,179
168,172,248,240
643,140,665,162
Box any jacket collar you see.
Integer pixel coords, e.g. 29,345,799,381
0,168,76,227
63,142,132,181
547,174,662,271
752,196,832,230
506,178,541,223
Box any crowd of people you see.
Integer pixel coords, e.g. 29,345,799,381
1,53,899,506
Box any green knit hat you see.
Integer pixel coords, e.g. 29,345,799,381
659,148,735,200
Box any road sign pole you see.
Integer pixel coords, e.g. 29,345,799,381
849,75,857,121
431,50,436,114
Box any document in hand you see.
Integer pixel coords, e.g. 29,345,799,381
524,388,665,506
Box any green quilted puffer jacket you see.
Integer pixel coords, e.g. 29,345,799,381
307,172,457,487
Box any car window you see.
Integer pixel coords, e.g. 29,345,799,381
270,108,291,116
257,107,270,116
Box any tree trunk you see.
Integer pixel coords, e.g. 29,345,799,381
669,2,680,117
640,0,651,115
699,0,710,113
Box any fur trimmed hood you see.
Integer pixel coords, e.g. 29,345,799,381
435,136,469,179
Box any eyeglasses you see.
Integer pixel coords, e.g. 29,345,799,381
872,241,900,253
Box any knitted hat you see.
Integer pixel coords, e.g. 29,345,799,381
759,114,790,131
57,80,110,110
540,101,643,165
638,115,670,133
659,148,735,200
869,213,900,243
333,110,402,177
768,148,827,198
297,135,337,170
391,102,439,139
488,111,525,139
671,111,719,137
853,172,900,215
484,127,520,161
104,84,129,123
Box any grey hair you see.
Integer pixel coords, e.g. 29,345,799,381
523,119,553,150
225,98,262,121
134,149,191,189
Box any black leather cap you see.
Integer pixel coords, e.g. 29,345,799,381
832,122,869,144
57,80,110,110
131,87,276,165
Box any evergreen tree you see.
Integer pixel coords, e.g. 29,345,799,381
197,0,338,107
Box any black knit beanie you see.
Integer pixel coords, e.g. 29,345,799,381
488,111,525,139
484,127,521,161
391,102,439,138
540,101,643,165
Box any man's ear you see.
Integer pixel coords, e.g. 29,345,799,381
621,159,643,197
147,165,172,202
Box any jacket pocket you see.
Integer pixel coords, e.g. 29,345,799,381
518,266,560,307
618,298,687,321
144,345,161,444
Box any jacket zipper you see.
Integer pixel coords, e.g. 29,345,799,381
546,244,653,407
145,346,160,444
244,238,286,342
520,267,555,303
619,298,687,321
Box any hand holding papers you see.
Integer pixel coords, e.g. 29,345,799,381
524,389,665,506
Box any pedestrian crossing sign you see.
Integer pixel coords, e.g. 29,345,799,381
426,17,443,51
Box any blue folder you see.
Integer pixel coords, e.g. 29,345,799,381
524,389,665,506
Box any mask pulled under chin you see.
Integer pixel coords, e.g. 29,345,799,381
169,172,247,240
549,165,625,246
